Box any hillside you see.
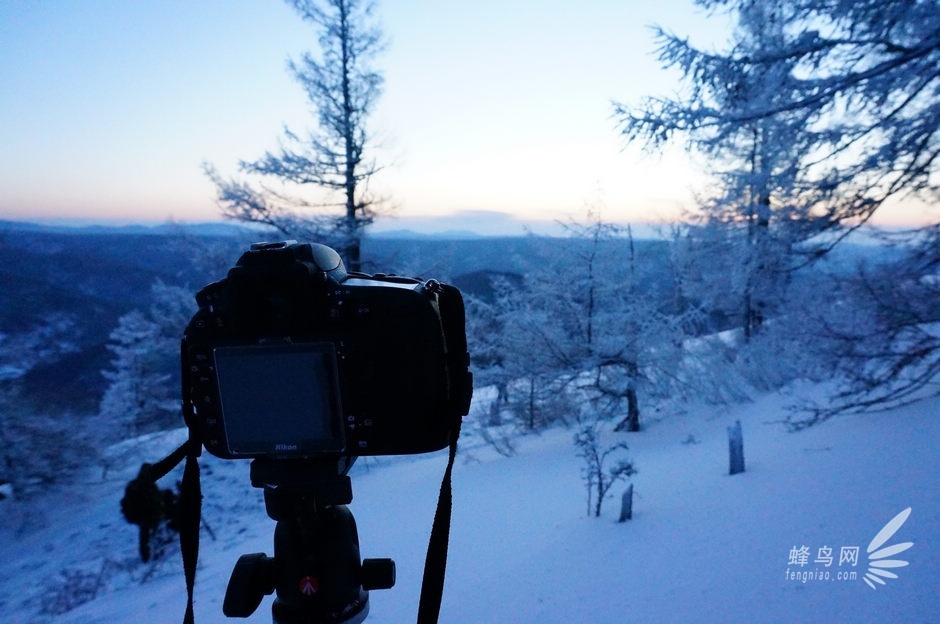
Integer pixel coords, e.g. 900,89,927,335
0,223,244,409
0,382,936,623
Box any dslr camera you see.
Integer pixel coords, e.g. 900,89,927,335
181,241,472,460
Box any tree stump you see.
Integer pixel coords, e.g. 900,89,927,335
618,483,634,522
728,419,745,475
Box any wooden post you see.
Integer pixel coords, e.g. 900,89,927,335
618,483,634,522
728,419,745,475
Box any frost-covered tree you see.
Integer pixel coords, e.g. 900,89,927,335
464,287,513,424
509,213,691,432
473,273,572,433
618,0,939,245
99,281,195,436
99,310,175,436
617,0,939,418
791,226,940,427
205,0,386,271
618,1,829,340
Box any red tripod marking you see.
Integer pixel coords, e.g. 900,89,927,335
299,576,319,596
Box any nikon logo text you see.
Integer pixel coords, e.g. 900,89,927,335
275,443,299,452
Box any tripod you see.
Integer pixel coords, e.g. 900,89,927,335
223,458,395,623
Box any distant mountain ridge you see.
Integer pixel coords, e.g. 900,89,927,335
0,219,256,237
369,228,486,240
0,221,591,412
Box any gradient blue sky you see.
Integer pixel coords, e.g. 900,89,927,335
2,1,733,229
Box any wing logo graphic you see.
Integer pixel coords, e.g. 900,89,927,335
863,507,913,590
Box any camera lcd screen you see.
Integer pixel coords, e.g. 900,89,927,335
213,343,345,456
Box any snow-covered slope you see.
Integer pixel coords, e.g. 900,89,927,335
2,384,938,623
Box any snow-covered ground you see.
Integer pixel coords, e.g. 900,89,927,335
2,383,938,623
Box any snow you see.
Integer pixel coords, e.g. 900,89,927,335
2,383,938,623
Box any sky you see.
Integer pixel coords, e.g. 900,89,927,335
3,1,932,234
0,0,739,232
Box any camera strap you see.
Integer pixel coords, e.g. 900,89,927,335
416,417,461,624
417,281,471,624
119,435,201,624
179,438,201,624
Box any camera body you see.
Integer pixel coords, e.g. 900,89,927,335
181,241,472,460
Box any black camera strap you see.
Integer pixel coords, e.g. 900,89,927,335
179,439,201,624
417,282,471,624
176,390,203,624
120,436,200,624
416,417,461,624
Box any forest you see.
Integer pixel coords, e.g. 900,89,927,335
0,214,924,501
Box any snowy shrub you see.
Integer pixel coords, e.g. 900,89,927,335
474,416,517,458
574,425,636,518
39,565,108,615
